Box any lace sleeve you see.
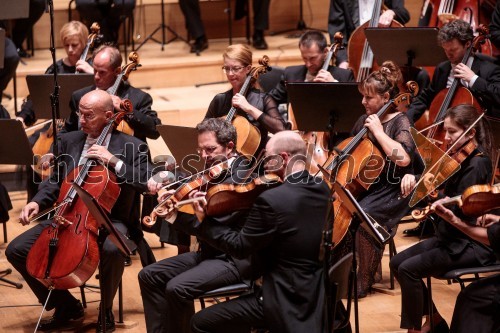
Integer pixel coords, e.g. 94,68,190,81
390,113,415,155
257,94,286,134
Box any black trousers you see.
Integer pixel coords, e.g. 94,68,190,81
0,38,20,94
11,0,46,49
179,0,205,40
138,251,242,333
389,237,490,330
6,220,127,311
450,274,500,333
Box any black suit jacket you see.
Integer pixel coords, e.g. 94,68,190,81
65,82,161,142
328,0,410,64
268,64,355,105
32,130,150,234
406,55,500,122
197,170,331,333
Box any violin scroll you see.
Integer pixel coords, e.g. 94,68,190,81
250,55,271,81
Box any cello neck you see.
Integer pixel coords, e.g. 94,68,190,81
226,75,253,122
107,72,125,96
369,0,384,28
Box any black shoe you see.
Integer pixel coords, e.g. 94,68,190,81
403,222,434,237
37,300,84,331
17,48,31,58
96,308,115,333
190,36,208,55
252,34,268,50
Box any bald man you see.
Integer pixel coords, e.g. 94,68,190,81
189,131,332,333
7,90,150,332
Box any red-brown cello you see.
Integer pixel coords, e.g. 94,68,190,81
26,101,132,291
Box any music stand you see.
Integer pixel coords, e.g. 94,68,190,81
135,0,187,52
157,124,204,174
0,0,29,20
26,74,94,119
364,27,447,67
71,183,133,332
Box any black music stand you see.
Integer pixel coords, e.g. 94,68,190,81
72,183,133,332
26,74,94,119
364,27,447,67
157,124,204,174
0,120,32,289
135,0,187,51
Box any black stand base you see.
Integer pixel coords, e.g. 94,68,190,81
270,0,327,38
0,268,23,289
135,24,188,51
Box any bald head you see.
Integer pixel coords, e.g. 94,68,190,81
78,90,114,137
80,90,114,114
266,131,307,158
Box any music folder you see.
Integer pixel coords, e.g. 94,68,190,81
26,74,95,119
0,120,34,165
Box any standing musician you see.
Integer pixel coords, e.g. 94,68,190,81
6,90,151,332
268,30,355,106
327,0,410,69
204,44,286,153
65,45,161,143
390,104,497,333
432,203,500,333
406,19,500,124
336,61,415,298
187,131,331,332
139,118,253,333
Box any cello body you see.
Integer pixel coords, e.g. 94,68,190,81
26,165,120,289
232,115,261,158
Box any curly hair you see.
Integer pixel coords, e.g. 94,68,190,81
358,60,402,99
437,19,474,46
196,118,237,149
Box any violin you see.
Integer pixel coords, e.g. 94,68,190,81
224,55,271,157
420,25,488,150
107,51,141,136
76,22,101,74
142,157,236,227
411,183,500,221
26,100,133,290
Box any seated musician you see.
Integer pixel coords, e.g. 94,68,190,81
64,45,161,143
6,90,151,332
406,19,500,124
16,21,94,128
390,104,497,333
139,118,253,333
432,202,500,333
204,44,286,153
490,1,500,66
185,131,331,332
268,29,354,106
327,0,410,69
333,61,414,298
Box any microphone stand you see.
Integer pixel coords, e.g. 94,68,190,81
47,0,60,160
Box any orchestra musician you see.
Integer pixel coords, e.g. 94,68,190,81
491,1,500,64
268,30,354,106
204,44,286,153
431,202,500,333
406,19,500,123
6,90,151,332
0,36,20,100
337,61,415,298
390,104,497,333
139,118,253,333
327,0,410,69
189,131,331,333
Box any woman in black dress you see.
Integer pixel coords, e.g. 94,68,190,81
390,104,497,333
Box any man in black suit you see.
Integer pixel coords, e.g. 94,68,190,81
189,131,331,333
327,0,410,68
6,90,150,332
65,45,161,143
489,1,500,64
268,30,354,106
406,19,500,123
139,118,253,333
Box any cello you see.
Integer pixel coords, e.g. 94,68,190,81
26,101,132,290
75,22,101,74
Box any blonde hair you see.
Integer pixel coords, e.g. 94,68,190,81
222,44,252,66
60,21,89,48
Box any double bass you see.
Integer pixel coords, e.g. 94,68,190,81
26,101,132,290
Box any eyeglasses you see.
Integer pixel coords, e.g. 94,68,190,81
221,65,246,74
76,111,96,121
196,146,220,154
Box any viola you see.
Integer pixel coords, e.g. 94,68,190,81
224,55,270,157
411,183,500,221
421,25,488,150
142,157,235,227
25,100,133,290
347,0,404,82
76,22,101,74
107,51,141,136
31,119,65,180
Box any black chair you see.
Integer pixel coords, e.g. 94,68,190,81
198,282,251,309
426,262,500,332
80,279,125,323
329,252,353,332
257,66,285,93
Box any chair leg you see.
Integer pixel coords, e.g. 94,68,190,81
80,285,88,308
199,298,206,309
427,277,434,333
3,221,7,243
389,238,397,290
117,279,124,323
0,268,23,289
